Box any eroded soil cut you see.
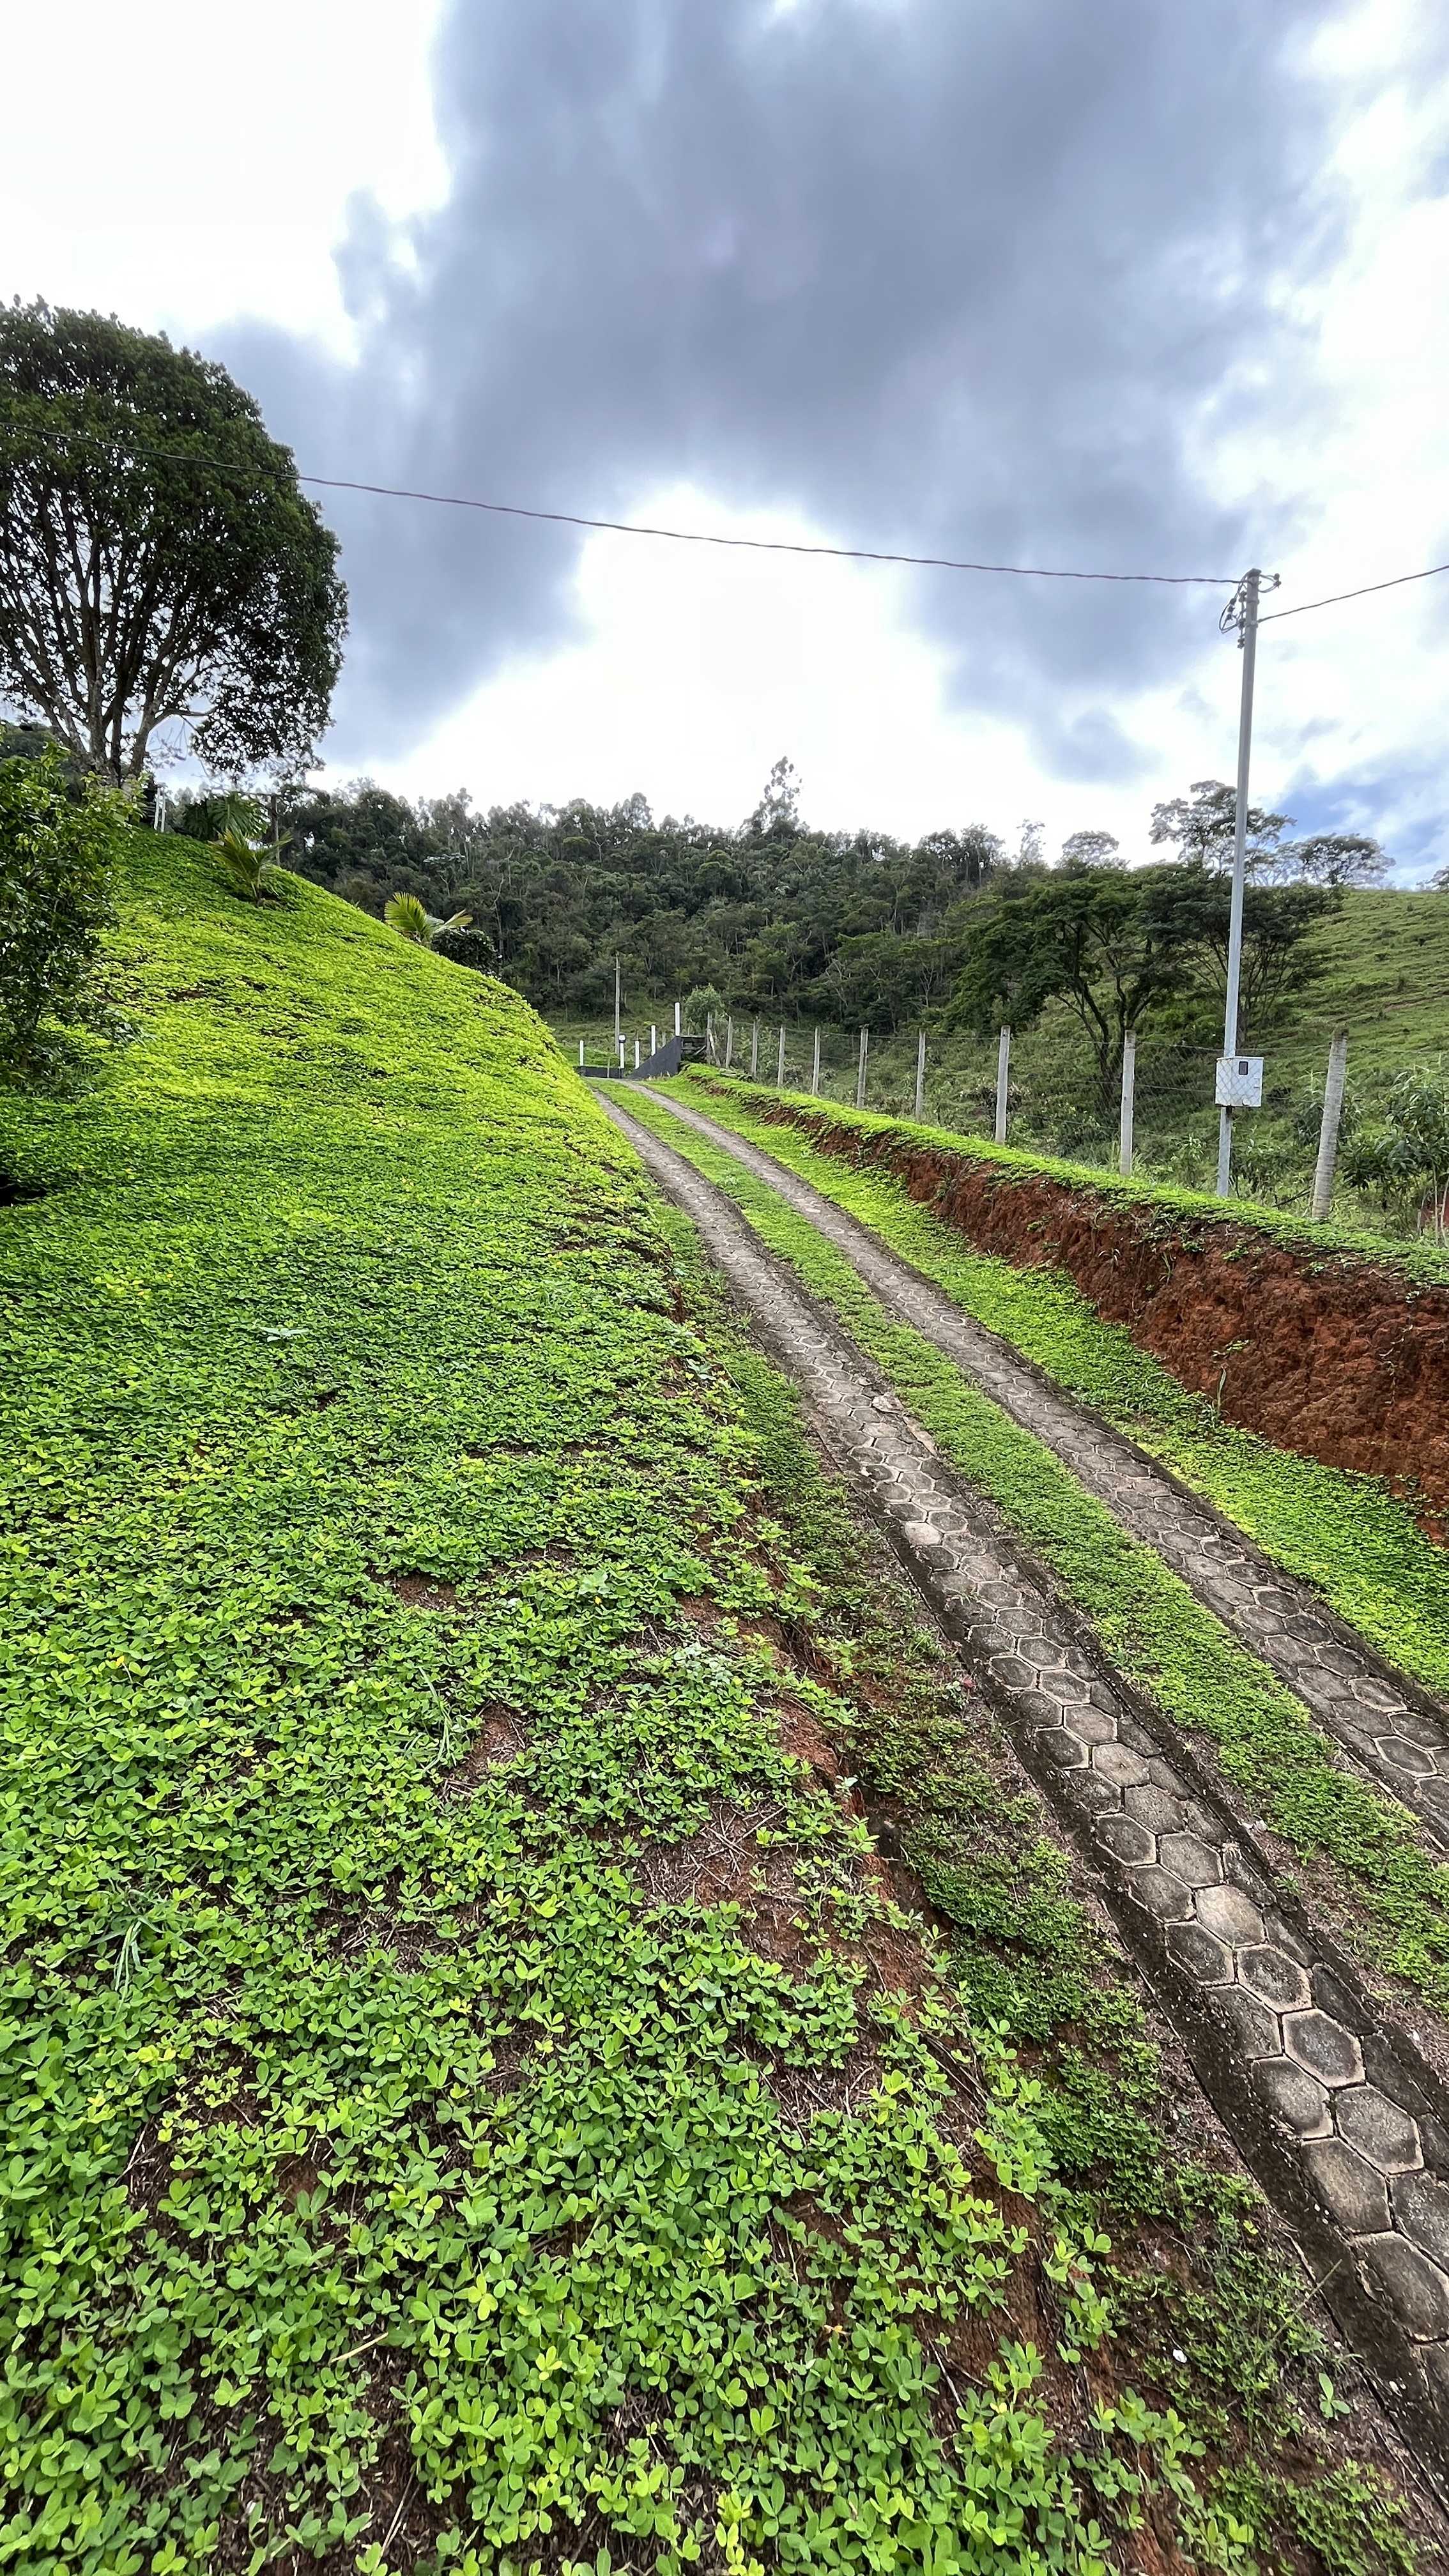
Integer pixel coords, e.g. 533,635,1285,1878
748,1098,1449,1535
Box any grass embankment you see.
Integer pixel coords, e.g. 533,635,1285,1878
0,838,1425,2575
631,1084,1449,2016
670,1074,1449,1697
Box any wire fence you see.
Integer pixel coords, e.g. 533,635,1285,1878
659,1012,1449,1245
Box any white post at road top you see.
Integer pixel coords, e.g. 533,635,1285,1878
750,1020,760,1077
915,1029,926,1121
1310,1030,1349,1222
675,999,681,1036
995,1025,1011,1144
777,1025,786,1087
724,1016,734,1068
1119,1032,1137,1176
1218,566,1263,1197
855,1028,869,1108
811,1028,821,1095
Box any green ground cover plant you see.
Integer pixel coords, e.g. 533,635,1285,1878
666,1074,1449,1699
4,835,1424,2572
627,1087,1449,2014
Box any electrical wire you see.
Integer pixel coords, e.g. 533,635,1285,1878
1257,560,1449,623
0,415,1237,586
8,408,1449,619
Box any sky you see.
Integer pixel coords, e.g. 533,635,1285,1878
3,0,1447,877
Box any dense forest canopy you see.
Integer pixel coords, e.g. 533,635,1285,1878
155,762,1390,1037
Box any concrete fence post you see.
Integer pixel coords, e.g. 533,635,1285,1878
724,1016,734,1069
995,1025,1011,1145
750,1020,760,1078
650,1023,657,1055
777,1025,786,1086
1310,1029,1349,1222
856,1027,869,1109
674,1000,681,1036
633,1036,640,1070
578,1039,585,1067
915,1029,926,1121
1119,1032,1137,1176
618,1033,626,1069
811,1028,821,1095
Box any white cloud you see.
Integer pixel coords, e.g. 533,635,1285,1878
0,0,447,350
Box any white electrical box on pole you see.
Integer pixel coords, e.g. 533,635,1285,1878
1216,567,1271,1197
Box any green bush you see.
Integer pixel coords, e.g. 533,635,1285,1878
0,747,125,1073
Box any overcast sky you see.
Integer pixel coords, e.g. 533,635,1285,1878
4,0,1446,875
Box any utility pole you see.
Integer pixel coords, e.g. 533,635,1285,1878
1217,567,1263,1197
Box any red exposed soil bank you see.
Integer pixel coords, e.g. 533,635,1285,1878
744,1094,1449,1537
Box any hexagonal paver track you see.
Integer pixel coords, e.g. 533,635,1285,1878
641,1085,1449,1853
602,1092,1449,2464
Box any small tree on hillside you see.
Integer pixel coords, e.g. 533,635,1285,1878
1149,778,1291,875
0,747,125,1071
0,300,346,782
949,868,1193,1108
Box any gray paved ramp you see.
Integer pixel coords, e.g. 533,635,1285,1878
604,1089,1449,2482
642,1085,1449,1852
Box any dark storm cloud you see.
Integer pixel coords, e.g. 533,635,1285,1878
225,0,1339,773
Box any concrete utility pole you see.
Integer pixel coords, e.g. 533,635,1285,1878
777,1025,786,1087
995,1025,1011,1145
1119,1033,1137,1177
811,1029,821,1096
1310,1030,1350,1222
915,1030,926,1121
855,1028,869,1109
614,956,622,1050
1217,567,1263,1197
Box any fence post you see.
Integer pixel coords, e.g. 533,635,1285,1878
811,1028,821,1095
674,1000,681,1036
1118,1033,1137,1176
724,1016,734,1069
578,1039,585,1067
856,1028,869,1109
776,1025,786,1085
915,1029,926,1121
1310,1030,1349,1222
633,1036,640,1070
617,1034,625,1069
650,1023,657,1055
995,1025,1011,1144
750,1020,760,1078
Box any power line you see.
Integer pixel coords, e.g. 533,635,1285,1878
8,409,1448,620
1257,560,1449,624
0,415,1236,586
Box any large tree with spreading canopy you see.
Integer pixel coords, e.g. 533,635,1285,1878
0,300,346,783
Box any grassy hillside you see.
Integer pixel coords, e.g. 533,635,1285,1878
1272,885,1449,1081
0,836,1428,2572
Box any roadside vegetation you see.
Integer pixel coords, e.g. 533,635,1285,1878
0,829,1429,2573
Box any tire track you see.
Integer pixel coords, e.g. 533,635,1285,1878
642,1085,1449,1852
602,1088,1449,2481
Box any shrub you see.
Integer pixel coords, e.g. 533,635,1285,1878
0,747,125,1073
212,827,283,905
